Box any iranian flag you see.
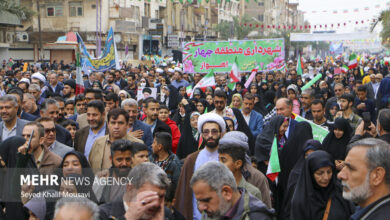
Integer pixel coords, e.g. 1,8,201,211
341,64,348,73
296,53,304,75
190,70,215,98
186,85,193,97
348,53,358,69
229,57,240,82
266,137,281,182
75,52,85,95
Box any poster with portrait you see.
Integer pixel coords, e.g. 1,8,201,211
137,87,157,101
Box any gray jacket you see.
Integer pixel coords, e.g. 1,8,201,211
49,141,73,158
0,118,28,142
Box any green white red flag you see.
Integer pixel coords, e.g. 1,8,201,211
266,136,281,182
341,64,348,73
75,52,85,95
296,53,304,75
348,53,358,69
186,85,193,97
190,70,215,98
229,57,240,82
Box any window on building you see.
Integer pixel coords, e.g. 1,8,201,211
133,6,140,20
69,2,83,17
258,2,264,6
258,15,264,21
47,3,64,17
155,10,159,18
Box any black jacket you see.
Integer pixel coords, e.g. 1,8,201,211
55,124,73,147
351,194,390,220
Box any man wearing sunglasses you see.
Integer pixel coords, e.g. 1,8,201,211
36,117,72,158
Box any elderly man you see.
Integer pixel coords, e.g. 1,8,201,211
54,197,99,220
338,138,390,219
175,112,226,220
274,98,297,138
191,161,274,219
99,162,170,219
122,98,153,148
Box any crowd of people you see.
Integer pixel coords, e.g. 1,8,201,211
1,56,390,220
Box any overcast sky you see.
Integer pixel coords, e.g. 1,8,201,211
290,0,388,34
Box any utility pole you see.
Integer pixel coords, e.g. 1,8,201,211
36,0,43,61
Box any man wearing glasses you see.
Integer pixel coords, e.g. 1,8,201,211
174,112,226,220
36,117,72,158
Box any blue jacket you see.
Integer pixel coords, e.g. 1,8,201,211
248,110,264,138
20,111,39,121
132,120,153,149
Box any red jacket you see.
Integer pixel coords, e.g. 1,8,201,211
164,118,181,154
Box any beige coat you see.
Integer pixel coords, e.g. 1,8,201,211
88,134,143,171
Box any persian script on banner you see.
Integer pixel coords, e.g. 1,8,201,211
182,39,285,73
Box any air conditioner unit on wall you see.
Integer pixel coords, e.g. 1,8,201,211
16,32,29,42
6,32,15,43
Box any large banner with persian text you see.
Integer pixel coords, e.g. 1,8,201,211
182,38,285,73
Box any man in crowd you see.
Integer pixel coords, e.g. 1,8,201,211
46,72,63,97
94,139,133,203
274,98,297,138
83,72,96,89
28,83,45,106
17,121,62,174
121,98,153,148
325,83,345,115
355,85,376,122
39,98,73,146
37,117,72,158
0,95,28,141
104,92,119,112
103,71,120,94
300,88,314,120
114,69,128,90
241,93,263,137
191,161,274,219
171,68,189,89
23,93,40,117
175,112,225,220
142,98,171,136
336,93,362,131
338,138,390,219
54,197,99,220
77,88,104,129
74,100,107,157
63,79,76,101
89,108,143,169
310,99,330,128
211,89,235,119
99,162,169,219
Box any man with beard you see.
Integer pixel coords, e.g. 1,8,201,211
142,98,171,137
99,163,170,219
63,79,76,101
241,93,263,137
336,93,362,131
94,139,132,204
75,100,108,157
174,112,226,220
191,161,274,219
0,95,28,141
103,71,120,94
338,138,390,219
40,98,73,146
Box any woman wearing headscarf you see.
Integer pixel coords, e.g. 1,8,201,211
195,98,210,115
263,90,276,113
291,150,354,220
255,115,288,174
253,94,268,116
322,118,352,171
229,93,243,109
58,151,98,203
282,139,322,220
